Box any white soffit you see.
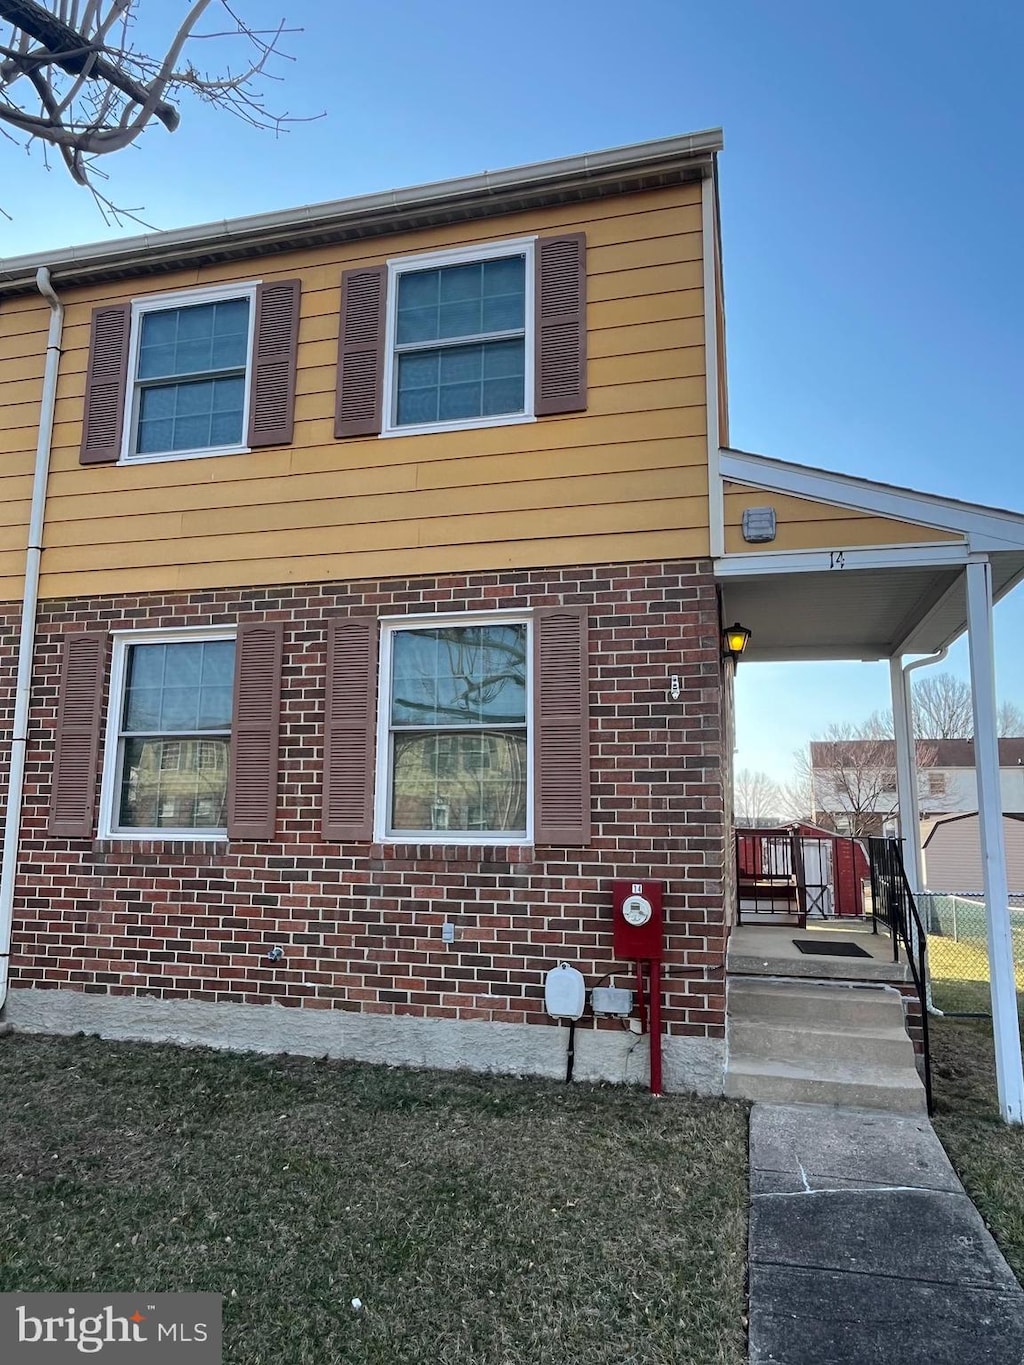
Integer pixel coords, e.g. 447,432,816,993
718,553,1024,662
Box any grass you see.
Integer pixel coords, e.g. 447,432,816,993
0,1034,749,1365
927,933,1024,1015
931,1014,1024,1284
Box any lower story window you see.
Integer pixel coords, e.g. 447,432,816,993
111,635,235,833
384,620,529,838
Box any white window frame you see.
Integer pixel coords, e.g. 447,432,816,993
374,611,534,845
119,281,259,466
99,625,236,841
380,237,536,439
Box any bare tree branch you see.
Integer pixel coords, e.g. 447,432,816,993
913,672,974,739
0,0,313,215
0,0,181,127
733,769,783,828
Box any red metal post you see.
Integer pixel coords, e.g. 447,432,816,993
636,960,647,1034
649,958,663,1097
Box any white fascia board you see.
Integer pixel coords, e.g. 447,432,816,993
714,543,972,578
747,644,896,662
720,449,1024,552
702,177,724,558
0,130,723,293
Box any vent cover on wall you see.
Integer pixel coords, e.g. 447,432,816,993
742,506,777,543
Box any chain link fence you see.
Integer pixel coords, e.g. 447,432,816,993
918,891,1024,1015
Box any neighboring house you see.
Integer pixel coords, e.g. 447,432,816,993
921,813,1024,895
811,738,1024,836
2,129,1024,1096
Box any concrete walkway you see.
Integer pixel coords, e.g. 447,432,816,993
748,1103,1024,1363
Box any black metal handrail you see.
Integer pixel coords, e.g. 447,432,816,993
867,837,933,1114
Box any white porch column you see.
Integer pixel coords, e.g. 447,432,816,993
889,655,922,894
966,558,1024,1124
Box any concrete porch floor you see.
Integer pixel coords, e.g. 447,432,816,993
728,918,912,984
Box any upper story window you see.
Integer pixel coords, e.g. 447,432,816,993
131,294,252,458
79,279,301,469
392,252,527,429
335,233,586,441
125,286,256,462
383,241,534,437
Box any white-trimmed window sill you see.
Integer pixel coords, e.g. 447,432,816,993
379,414,536,440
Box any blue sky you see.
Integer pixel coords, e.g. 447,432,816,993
2,0,1021,784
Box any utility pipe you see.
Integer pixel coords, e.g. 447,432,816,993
900,647,949,893
0,266,63,1014
890,647,948,1016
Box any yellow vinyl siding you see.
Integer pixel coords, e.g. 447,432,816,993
47,531,711,601
0,182,710,600
723,483,965,554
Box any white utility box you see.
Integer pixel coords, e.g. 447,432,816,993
544,963,586,1020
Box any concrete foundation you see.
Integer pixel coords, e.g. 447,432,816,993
3,988,726,1095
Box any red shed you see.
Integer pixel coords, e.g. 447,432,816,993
736,822,869,919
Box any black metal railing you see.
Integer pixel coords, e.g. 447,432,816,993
867,837,933,1113
735,829,806,924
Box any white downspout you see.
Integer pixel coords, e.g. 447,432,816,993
891,647,948,1016
899,646,949,894
0,267,63,1015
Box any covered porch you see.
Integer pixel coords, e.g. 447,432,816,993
716,448,1024,1120
727,918,909,985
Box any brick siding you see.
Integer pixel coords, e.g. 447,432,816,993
6,560,728,1039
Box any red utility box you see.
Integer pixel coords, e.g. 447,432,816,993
611,880,664,960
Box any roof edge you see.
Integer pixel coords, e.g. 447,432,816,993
0,128,722,296
721,446,1024,548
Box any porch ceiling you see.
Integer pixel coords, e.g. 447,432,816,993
718,552,1024,662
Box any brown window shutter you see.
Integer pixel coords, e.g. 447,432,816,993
247,279,301,448
533,607,590,845
323,616,378,840
227,621,284,840
534,232,587,416
335,266,386,438
49,631,107,836
80,304,131,465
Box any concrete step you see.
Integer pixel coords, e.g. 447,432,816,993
729,1018,918,1069
727,944,908,982
724,1057,927,1114
729,977,906,1028
725,975,926,1115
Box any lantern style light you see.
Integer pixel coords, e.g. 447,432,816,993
722,622,752,662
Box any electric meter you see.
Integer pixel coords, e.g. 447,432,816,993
622,894,653,926
611,880,664,960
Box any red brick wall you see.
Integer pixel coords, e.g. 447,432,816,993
7,560,729,1038
0,602,19,798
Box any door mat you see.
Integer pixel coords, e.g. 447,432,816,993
793,938,872,958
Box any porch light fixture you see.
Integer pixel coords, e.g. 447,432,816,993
722,622,752,662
